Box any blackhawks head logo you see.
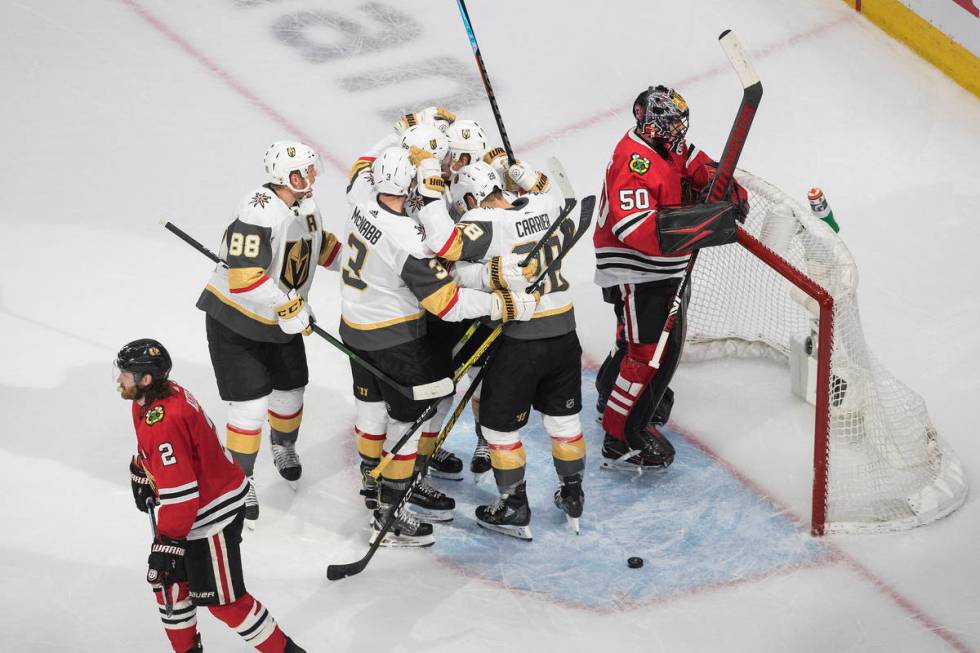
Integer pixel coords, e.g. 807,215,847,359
145,406,165,426
629,153,651,175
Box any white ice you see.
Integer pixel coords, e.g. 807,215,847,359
1,1,978,651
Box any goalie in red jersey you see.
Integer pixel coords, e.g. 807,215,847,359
593,85,747,471
116,339,305,653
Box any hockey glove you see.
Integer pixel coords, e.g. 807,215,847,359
483,148,509,184
275,295,312,336
490,289,538,322
393,106,456,134
483,254,539,291
147,536,187,587
408,146,446,199
507,161,550,193
130,456,155,513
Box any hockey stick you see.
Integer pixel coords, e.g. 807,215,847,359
326,196,596,581
455,0,516,166
145,498,174,618
514,157,577,267
365,193,584,480
161,220,454,401
646,31,762,378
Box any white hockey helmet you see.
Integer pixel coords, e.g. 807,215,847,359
264,141,321,193
400,124,450,166
372,146,415,196
446,119,488,167
450,161,502,215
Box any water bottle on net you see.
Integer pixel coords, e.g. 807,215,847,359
807,187,840,233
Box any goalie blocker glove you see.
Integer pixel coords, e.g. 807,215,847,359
656,201,738,254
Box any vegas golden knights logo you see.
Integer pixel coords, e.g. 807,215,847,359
281,239,312,289
461,128,471,139
429,138,437,150
287,146,296,157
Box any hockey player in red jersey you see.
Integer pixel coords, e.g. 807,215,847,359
593,85,746,470
117,339,304,653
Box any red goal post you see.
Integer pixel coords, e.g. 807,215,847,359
683,171,968,535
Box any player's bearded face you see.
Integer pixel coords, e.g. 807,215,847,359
116,370,144,400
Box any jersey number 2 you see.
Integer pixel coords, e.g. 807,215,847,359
159,443,177,466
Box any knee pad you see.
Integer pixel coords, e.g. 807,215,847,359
226,396,268,455
420,397,452,456
543,413,582,438
268,388,304,437
482,427,525,489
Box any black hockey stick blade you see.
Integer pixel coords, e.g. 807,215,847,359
519,196,577,267
527,195,595,295
326,558,367,581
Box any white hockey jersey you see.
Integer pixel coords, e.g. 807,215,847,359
456,192,575,340
339,166,500,351
197,185,340,343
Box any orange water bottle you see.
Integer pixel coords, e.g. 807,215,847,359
807,187,840,233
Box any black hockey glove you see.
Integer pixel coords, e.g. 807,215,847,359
147,536,187,586
130,456,155,513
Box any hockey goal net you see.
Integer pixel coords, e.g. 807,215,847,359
683,170,968,535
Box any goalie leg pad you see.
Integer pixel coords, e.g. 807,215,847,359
601,343,658,440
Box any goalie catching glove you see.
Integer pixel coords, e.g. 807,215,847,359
484,253,539,290
490,289,538,322
394,106,456,134
408,146,446,199
274,295,312,336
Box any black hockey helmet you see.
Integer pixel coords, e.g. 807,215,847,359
633,85,690,150
115,338,172,381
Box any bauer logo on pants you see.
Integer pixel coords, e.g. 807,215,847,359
281,239,312,289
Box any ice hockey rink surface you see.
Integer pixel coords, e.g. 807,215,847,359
1,1,978,651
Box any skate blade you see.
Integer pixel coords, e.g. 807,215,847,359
370,531,435,548
428,469,464,482
405,505,455,523
287,480,299,492
566,515,581,535
477,521,533,541
245,518,257,531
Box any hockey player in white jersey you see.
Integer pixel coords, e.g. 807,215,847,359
342,146,539,547
448,161,586,538
196,141,341,528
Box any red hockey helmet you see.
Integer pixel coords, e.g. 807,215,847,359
633,85,690,150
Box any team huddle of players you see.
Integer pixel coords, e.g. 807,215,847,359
118,85,749,652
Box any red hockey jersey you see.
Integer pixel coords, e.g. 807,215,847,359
593,130,718,288
132,382,248,541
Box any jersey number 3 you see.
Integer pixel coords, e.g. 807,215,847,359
342,234,369,290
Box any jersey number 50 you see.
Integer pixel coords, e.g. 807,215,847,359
619,188,650,211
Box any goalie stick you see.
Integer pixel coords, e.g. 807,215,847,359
326,195,596,581
645,30,762,383
161,219,454,401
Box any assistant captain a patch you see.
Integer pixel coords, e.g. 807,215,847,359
628,153,650,175
145,406,165,426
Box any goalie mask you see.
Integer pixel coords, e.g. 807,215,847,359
264,141,322,193
450,161,502,215
633,85,690,152
446,119,488,168
372,146,414,196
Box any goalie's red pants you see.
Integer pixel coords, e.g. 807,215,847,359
155,583,288,653
600,279,687,440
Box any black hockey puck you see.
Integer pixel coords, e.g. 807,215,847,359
627,556,644,569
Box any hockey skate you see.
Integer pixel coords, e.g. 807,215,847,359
244,476,259,529
371,503,435,548
470,434,491,483
270,437,301,489
406,474,455,522
554,474,584,534
476,481,533,541
428,448,464,481
359,462,379,511
284,637,306,653
601,426,675,472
